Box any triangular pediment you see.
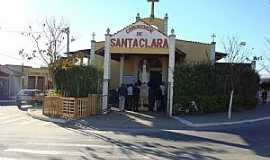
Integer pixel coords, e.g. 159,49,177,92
110,20,169,54
112,20,168,38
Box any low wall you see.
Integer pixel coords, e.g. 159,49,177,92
43,95,102,119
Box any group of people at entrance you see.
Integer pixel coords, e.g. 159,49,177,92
118,82,166,112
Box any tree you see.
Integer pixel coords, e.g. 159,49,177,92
260,38,270,76
222,36,252,90
19,18,73,87
222,36,250,63
222,36,254,119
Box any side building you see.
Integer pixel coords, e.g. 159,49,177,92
0,65,50,100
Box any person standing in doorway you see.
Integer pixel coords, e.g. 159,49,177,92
160,82,166,112
262,89,268,104
127,84,134,111
154,87,162,112
133,83,140,112
118,84,127,112
148,86,155,111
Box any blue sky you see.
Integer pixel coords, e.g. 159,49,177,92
0,0,269,75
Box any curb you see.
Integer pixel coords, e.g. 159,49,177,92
172,116,270,128
27,109,68,124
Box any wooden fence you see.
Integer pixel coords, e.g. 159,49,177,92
43,95,102,119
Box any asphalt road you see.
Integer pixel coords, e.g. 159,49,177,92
0,106,270,160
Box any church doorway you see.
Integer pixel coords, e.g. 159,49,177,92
149,71,162,88
138,58,162,84
137,58,164,112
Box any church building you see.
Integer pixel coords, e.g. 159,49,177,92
74,0,226,116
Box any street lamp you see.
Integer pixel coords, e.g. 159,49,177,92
239,41,246,46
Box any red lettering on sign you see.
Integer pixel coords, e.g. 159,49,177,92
127,39,132,47
157,39,163,48
111,38,116,47
151,39,157,48
133,39,138,48
139,39,145,48
116,38,121,47
111,38,168,48
163,39,168,48
126,25,154,34
121,38,127,48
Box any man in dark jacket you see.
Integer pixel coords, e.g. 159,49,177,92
133,83,140,112
118,84,127,111
154,87,162,112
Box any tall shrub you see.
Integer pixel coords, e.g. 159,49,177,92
54,65,103,97
174,63,260,113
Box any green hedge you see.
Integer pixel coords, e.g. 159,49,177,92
174,96,259,114
174,63,260,114
54,65,103,97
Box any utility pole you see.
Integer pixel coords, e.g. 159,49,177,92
21,63,24,89
63,27,70,56
66,27,70,57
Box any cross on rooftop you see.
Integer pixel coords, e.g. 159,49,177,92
92,32,96,41
148,0,159,18
211,33,216,43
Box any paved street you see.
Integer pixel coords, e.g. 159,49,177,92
1,106,270,160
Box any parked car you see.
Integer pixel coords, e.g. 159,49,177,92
16,89,44,108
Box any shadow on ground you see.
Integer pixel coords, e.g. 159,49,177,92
39,103,270,160
67,127,226,160
45,110,267,160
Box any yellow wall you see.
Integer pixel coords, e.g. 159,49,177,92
95,41,105,51
24,67,49,76
176,40,211,64
92,54,120,89
23,67,50,89
124,58,136,75
110,59,120,89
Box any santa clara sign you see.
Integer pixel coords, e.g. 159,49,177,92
111,37,168,48
111,21,168,49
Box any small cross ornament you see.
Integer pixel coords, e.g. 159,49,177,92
211,33,216,42
92,32,96,41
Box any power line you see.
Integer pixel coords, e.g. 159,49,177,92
0,52,23,61
0,52,44,66
0,27,42,34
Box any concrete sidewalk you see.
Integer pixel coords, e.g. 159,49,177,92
173,103,270,127
72,109,185,130
28,104,270,129
27,107,185,130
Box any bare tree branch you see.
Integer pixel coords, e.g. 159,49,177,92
19,17,69,67
260,37,270,76
222,36,250,63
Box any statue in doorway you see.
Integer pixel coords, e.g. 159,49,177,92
139,59,150,83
